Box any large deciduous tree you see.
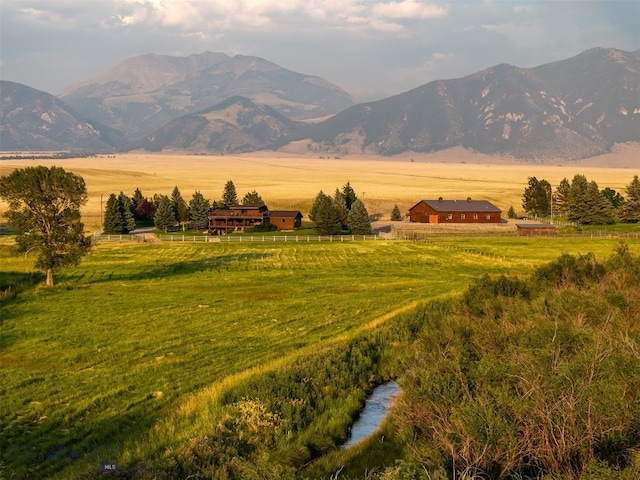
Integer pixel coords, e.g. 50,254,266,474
309,191,342,235
0,166,91,286
242,190,264,206
522,177,551,216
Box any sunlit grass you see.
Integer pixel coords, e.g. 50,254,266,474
1,236,637,478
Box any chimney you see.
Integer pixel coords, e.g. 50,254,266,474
438,196,443,201
467,197,472,201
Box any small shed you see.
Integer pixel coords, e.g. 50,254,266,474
269,210,303,230
515,223,556,236
408,198,502,224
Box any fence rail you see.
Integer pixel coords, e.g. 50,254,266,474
158,234,383,243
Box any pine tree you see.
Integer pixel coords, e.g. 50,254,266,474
189,191,211,230
507,206,517,219
154,195,176,232
132,188,144,212
621,175,640,223
601,187,624,209
313,194,342,235
390,204,403,221
118,191,136,233
347,199,372,234
333,188,348,226
171,186,190,231
342,181,358,210
103,193,123,234
554,178,571,216
569,174,589,224
580,181,615,225
222,180,238,208
242,190,264,206
309,191,327,222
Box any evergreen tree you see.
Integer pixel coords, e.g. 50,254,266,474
242,190,265,206
621,175,640,223
103,193,124,234
342,181,358,210
132,188,144,212
154,195,176,232
390,204,403,221
313,194,342,235
309,191,327,222
347,199,372,234
171,186,190,231
189,191,211,230
507,206,517,219
569,174,589,224
222,180,238,208
554,178,571,216
522,177,551,215
580,181,616,225
333,188,348,227
118,191,136,233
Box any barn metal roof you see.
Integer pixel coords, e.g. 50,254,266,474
412,199,502,213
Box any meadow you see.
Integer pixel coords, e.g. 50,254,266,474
1,150,637,231
1,152,639,478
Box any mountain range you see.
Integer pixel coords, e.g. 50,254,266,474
1,48,638,161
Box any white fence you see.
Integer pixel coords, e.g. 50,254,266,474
158,234,384,243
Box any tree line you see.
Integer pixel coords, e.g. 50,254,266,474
521,174,640,225
102,180,266,234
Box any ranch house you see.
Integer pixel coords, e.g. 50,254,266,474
208,205,303,234
408,198,502,224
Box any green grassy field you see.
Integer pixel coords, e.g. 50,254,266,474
2,234,638,478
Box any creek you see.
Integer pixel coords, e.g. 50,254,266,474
340,380,400,449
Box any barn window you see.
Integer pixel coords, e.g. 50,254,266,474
473,214,478,220
486,214,491,220
282,218,286,223
461,214,466,219
447,214,453,220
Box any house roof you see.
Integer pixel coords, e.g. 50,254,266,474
269,210,303,218
411,199,502,213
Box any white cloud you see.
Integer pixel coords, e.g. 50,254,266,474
372,1,447,20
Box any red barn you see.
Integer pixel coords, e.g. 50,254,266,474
408,198,502,224
269,210,303,230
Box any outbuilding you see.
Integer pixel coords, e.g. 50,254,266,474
408,198,502,224
269,210,303,230
516,223,556,236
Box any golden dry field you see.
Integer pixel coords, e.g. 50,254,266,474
1,145,638,231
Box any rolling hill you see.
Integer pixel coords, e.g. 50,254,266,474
0,81,122,152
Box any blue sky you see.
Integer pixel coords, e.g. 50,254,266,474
1,1,638,99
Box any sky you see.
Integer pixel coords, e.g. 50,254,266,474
1,0,639,99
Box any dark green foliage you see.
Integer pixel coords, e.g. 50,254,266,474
103,192,135,234
507,205,516,219
311,193,343,235
308,190,326,222
171,186,190,231
347,199,372,234
0,166,90,286
342,181,358,210
522,176,551,215
554,177,571,216
188,191,210,230
154,195,176,232
390,204,403,221
601,187,624,209
222,180,238,208
242,190,265,206
569,174,589,223
621,175,640,222
397,249,640,480
132,188,144,212
118,191,136,233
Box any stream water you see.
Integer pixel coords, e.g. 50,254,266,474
340,381,400,449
